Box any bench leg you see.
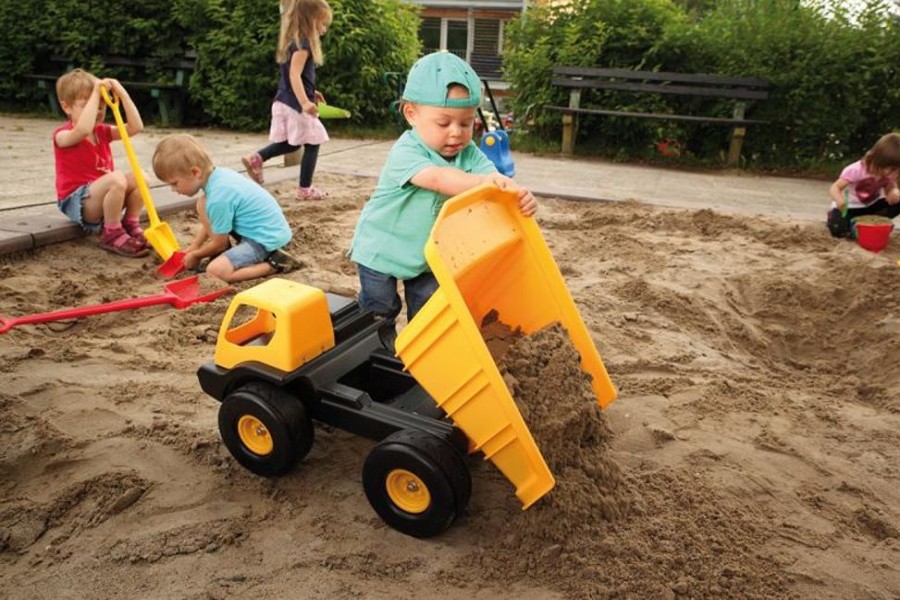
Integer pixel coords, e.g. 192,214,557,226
37,81,63,118
561,114,575,155
47,90,63,118
150,89,171,127
727,101,747,167
150,90,186,127
284,149,302,167
727,126,746,167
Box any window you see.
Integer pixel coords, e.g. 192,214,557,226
446,19,468,59
420,17,441,55
417,16,508,72
473,19,500,55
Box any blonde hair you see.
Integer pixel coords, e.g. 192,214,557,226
864,133,900,174
277,0,332,65
152,134,214,181
56,69,98,106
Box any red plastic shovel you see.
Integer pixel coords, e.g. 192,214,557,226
157,251,186,278
0,276,232,334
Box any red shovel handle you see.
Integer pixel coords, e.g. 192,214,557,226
0,293,173,333
0,276,233,334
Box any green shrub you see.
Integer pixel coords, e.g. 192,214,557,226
504,0,900,168
0,1,49,101
2,0,419,129
174,0,278,129
503,2,606,142
505,0,685,150
319,0,420,126
175,0,420,130
1,0,190,115
657,0,900,166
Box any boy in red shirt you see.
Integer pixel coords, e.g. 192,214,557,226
54,69,148,256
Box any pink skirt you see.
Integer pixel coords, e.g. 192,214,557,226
269,101,330,146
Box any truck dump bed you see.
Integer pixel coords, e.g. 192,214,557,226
395,184,616,509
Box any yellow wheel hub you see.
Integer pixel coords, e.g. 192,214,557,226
386,469,431,514
237,415,273,456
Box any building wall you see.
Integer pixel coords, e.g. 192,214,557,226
415,0,525,9
418,4,521,82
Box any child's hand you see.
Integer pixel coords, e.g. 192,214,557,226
301,100,318,117
183,251,201,271
486,172,514,190
887,186,900,205
517,188,537,217
314,91,325,104
106,78,126,95
484,173,537,216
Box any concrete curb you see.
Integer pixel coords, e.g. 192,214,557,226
0,167,302,257
0,164,614,258
0,189,195,256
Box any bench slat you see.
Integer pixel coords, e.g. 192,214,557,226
548,65,771,166
552,66,770,89
120,81,183,90
103,56,198,70
24,54,197,126
551,78,769,100
544,105,768,125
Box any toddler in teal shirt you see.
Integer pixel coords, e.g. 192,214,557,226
349,52,536,343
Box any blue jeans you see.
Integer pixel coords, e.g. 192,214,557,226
357,263,438,325
223,237,270,269
58,184,102,233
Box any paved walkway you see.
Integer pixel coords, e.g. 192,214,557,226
0,113,829,254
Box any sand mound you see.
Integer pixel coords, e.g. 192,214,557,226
2,172,899,598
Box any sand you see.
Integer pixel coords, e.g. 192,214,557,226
2,172,900,599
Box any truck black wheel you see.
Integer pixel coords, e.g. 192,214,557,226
362,429,471,538
218,382,313,477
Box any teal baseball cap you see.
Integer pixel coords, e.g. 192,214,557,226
402,51,482,108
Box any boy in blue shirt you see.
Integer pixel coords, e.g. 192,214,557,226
349,52,536,337
152,133,298,283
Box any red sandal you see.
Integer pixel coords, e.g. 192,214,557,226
99,230,150,258
122,217,149,249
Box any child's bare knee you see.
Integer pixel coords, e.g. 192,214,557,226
205,259,232,281
107,171,129,192
110,171,128,190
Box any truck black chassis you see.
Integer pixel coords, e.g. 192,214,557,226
198,293,472,538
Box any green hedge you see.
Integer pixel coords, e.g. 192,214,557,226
1,0,419,130
505,0,900,168
180,0,420,129
4,0,896,168
0,0,188,105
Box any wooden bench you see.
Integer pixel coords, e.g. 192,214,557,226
23,53,198,126
545,67,771,166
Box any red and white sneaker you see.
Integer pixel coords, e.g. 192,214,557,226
242,152,264,184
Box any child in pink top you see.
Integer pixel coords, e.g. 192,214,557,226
827,133,900,238
54,69,148,257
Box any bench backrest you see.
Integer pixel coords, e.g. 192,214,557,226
552,67,770,101
102,55,198,71
49,53,198,71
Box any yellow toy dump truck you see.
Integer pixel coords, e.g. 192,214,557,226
198,184,616,538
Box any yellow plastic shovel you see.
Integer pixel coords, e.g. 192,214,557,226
101,86,181,265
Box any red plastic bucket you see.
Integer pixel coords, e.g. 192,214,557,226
855,220,894,253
